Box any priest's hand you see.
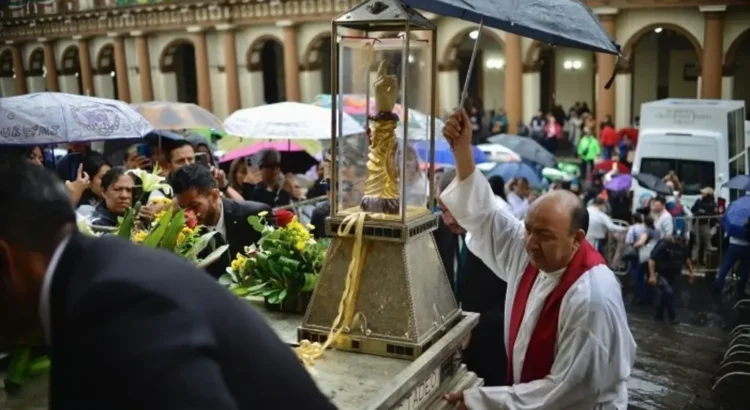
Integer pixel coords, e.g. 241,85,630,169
443,109,475,181
443,392,467,409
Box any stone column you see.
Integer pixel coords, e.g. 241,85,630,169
10,44,28,95
522,68,540,124
75,36,95,96
700,6,725,100
133,31,154,102
110,33,131,102
504,33,523,135
42,40,59,91
721,73,734,100
594,8,617,121
614,71,632,128
218,24,240,114
187,27,213,111
280,22,301,102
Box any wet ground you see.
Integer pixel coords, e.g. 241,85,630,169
0,276,745,409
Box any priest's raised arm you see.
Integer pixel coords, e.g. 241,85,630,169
440,168,528,282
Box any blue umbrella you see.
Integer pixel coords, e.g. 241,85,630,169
724,174,750,191
412,140,488,165
485,162,543,188
723,195,750,239
401,0,620,55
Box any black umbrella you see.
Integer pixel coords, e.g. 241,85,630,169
633,173,672,196
401,0,620,55
487,134,556,168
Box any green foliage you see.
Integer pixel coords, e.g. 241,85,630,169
223,213,328,306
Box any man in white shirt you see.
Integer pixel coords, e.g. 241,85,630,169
441,109,636,410
586,197,627,254
505,178,530,219
651,196,674,239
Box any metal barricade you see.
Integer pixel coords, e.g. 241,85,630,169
674,214,724,276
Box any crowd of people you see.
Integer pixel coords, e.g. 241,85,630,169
1,102,747,409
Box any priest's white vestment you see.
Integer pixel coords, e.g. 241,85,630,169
441,169,637,410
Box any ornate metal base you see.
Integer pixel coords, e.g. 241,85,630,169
300,213,460,360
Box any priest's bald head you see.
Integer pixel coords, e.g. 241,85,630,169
524,190,589,273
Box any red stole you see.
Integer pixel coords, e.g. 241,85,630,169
506,241,604,383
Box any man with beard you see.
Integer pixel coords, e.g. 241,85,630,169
0,159,335,410
170,164,270,279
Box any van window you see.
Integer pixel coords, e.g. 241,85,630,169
640,158,715,195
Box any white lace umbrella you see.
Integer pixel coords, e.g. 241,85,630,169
224,102,364,140
0,92,153,145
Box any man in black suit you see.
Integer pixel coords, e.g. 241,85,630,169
0,158,335,410
169,164,271,279
434,168,508,387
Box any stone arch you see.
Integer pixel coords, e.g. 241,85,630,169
0,49,13,77
724,28,750,75
621,23,702,69
159,38,194,73
60,45,81,75
246,35,284,71
96,43,115,75
441,27,504,69
27,47,45,76
301,31,332,71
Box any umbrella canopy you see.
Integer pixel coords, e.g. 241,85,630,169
224,102,364,140
401,0,619,55
412,140,488,166
487,134,556,168
220,140,322,164
724,195,750,234
542,167,572,182
594,159,630,174
476,143,521,163
485,162,543,188
311,94,444,141
724,174,750,191
633,173,672,195
604,174,633,192
131,101,224,131
0,92,152,145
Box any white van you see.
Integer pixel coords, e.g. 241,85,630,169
632,99,747,211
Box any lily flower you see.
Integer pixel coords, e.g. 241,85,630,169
127,165,173,196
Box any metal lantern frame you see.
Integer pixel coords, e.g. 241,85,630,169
328,0,438,223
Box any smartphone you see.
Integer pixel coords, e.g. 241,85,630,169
136,143,151,159
67,152,83,181
195,152,211,168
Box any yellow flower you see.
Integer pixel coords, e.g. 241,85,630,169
295,241,306,251
306,223,315,230
230,253,248,273
177,232,186,244
181,226,193,235
149,197,172,206
132,230,148,243
258,211,269,217
154,210,167,221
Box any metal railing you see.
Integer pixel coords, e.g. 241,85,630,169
604,214,726,276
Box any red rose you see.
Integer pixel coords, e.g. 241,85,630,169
184,210,198,229
273,209,295,227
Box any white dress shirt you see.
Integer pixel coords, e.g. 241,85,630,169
40,235,72,343
209,201,227,239
506,192,530,219
586,205,627,245
441,169,636,410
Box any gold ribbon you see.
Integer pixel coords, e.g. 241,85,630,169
295,211,369,367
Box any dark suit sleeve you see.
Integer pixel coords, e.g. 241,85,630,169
70,282,240,410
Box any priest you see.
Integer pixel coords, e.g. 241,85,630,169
442,109,636,409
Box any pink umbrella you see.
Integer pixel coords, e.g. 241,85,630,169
220,141,305,163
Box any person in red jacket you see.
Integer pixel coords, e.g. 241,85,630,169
600,124,620,160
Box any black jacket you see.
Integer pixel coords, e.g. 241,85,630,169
202,198,271,279
49,233,335,410
432,220,508,386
